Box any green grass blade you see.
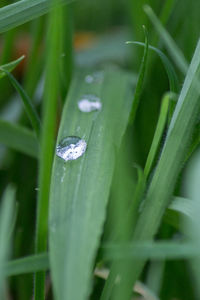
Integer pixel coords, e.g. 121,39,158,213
151,0,177,47
5,253,49,277
103,241,199,260
0,29,16,65
164,196,192,230
127,42,179,93
0,120,38,158
144,92,170,178
127,26,149,124
168,196,193,220
49,68,134,300
0,0,73,34
0,55,25,79
0,185,15,296
1,69,41,138
144,5,189,75
34,2,62,299
110,37,200,300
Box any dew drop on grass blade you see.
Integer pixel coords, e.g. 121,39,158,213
49,68,135,300
78,95,102,112
56,136,87,162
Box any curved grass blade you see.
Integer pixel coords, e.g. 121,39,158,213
0,0,73,34
0,185,15,296
5,253,49,277
0,120,38,158
108,37,200,300
126,41,179,93
0,55,25,79
127,26,149,125
168,196,193,220
49,68,134,300
144,92,170,178
164,196,193,231
1,69,41,138
144,5,188,75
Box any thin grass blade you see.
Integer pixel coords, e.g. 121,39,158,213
34,2,62,299
0,55,25,79
144,5,188,74
5,253,49,277
127,26,149,124
0,185,15,296
144,92,170,178
103,241,199,260
1,69,41,138
127,42,179,93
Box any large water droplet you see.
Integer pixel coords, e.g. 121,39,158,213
56,136,87,162
78,94,102,113
85,71,104,84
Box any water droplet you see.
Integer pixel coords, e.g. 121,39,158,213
56,136,87,162
85,71,104,84
78,94,102,112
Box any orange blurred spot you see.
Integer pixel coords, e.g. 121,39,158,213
74,32,97,50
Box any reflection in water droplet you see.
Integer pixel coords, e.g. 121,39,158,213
56,136,87,162
85,71,104,84
78,94,102,113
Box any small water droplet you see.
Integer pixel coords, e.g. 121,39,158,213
85,71,104,84
78,94,102,112
56,136,87,162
